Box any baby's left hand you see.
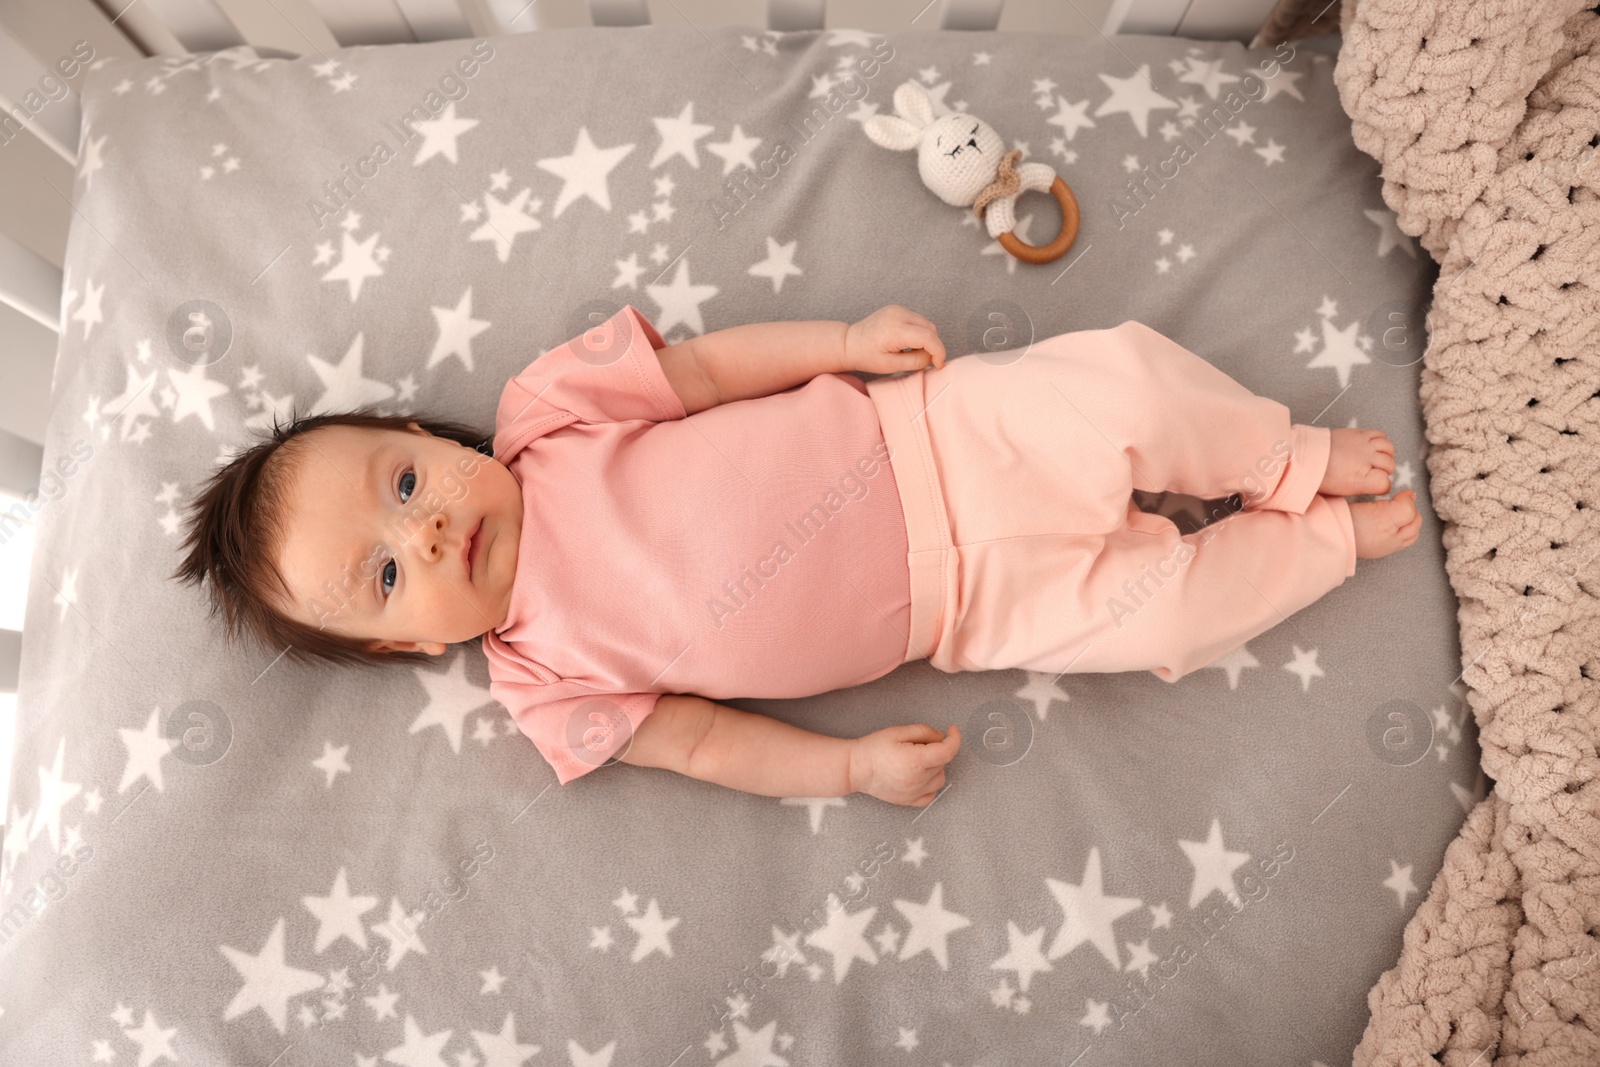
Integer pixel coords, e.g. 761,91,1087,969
845,305,947,375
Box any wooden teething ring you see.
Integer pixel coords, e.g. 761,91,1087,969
996,176,1081,265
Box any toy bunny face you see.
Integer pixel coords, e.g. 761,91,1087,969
863,80,1007,207
919,112,1006,205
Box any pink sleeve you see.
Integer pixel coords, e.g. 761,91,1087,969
492,305,686,459
494,684,663,785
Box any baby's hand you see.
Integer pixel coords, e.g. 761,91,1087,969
845,305,948,375
848,723,961,807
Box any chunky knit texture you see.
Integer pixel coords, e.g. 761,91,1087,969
1335,0,1600,1062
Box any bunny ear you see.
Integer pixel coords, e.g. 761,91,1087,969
863,113,922,151
892,80,935,129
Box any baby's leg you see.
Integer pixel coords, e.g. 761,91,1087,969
936,495,1358,682
1029,322,1329,516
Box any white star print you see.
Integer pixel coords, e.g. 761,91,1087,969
29,736,82,854
649,101,713,169
471,1011,540,1066
1178,817,1251,908
1283,645,1326,690
536,126,634,216
306,333,396,416
427,288,492,371
411,102,478,165
706,124,762,176
1080,998,1113,1034
644,257,719,336
778,794,846,834
383,1014,451,1066
612,251,647,289
220,917,327,1033
992,921,1053,992
1255,138,1286,165
1364,207,1419,259
79,133,107,190
124,1009,178,1067
625,897,681,962
1095,65,1177,137
372,897,427,970
1383,859,1418,906
1175,56,1241,100
410,654,492,754
321,228,387,301
1015,671,1068,720
469,187,542,263
1045,847,1142,967
1225,120,1257,146
1045,95,1096,141
165,362,231,431
117,707,177,793
311,741,351,787
72,276,105,340
1204,643,1260,689
805,897,878,983
894,882,972,969
303,867,379,953
1258,67,1305,104
1305,316,1371,388
747,236,802,293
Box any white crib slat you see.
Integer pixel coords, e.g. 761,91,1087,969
452,0,503,37
588,0,649,27
767,0,824,31
95,0,190,56
135,0,245,53
938,0,1005,30
393,0,473,41
306,0,418,45
209,0,341,56
0,0,147,167
0,122,72,272
0,22,82,165
0,229,64,334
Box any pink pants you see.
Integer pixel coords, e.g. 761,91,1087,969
864,320,1358,683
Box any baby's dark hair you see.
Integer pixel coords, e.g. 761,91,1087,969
170,406,493,671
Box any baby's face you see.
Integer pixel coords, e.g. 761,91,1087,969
273,422,523,655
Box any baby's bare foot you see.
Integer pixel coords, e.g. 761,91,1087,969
1350,489,1421,559
1321,428,1396,496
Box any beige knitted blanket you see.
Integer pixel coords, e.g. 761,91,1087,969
1333,0,1600,1063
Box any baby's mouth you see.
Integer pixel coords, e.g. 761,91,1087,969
465,518,483,577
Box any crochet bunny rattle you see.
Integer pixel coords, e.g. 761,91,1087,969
863,79,1081,265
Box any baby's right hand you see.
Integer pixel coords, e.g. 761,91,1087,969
849,723,961,807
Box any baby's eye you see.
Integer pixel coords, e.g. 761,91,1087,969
399,469,416,503
381,559,397,597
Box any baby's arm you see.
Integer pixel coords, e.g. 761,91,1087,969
619,694,961,807
656,320,848,415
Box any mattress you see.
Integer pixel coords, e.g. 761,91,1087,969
0,24,1466,1065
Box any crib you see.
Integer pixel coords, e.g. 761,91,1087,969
0,1,1501,1064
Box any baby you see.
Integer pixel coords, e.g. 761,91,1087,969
173,304,1420,809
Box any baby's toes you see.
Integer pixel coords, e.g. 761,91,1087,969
1363,466,1393,494
1367,429,1395,454
1391,490,1419,528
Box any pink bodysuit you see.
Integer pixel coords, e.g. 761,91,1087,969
484,305,1358,785
481,305,912,785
